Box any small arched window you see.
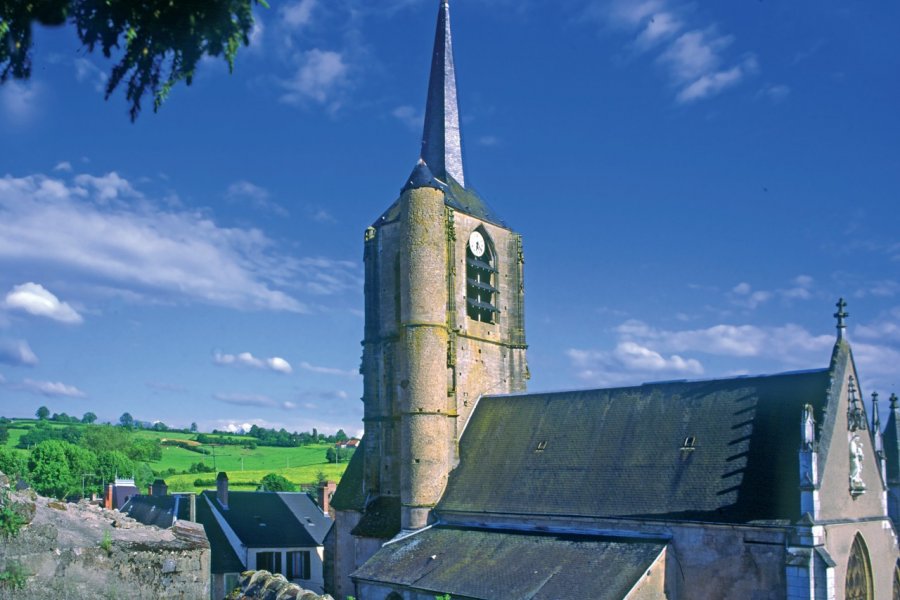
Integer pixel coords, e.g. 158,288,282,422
846,534,874,600
465,227,499,324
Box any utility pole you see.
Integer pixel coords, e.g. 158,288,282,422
81,473,97,499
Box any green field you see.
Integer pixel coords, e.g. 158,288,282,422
2,419,351,493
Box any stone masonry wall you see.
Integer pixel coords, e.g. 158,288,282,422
0,472,209,600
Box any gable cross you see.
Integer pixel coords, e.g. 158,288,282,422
834,298,849,339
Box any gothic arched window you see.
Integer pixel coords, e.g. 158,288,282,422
466,227,498,324
846,534,874,600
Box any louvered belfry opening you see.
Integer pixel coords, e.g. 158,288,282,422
466,229,499,324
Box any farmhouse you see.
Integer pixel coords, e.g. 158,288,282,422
326,1,900,599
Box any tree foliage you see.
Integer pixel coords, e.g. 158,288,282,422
0,0,266,121
35,406,49,420
81,412,97,424
118,412,134,429
258,473,296,492
0,448,26,479
27,440,73,499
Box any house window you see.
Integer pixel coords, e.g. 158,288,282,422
256,551,282,575
466,228,498,324
845,534,873,600
224,573,240,595
286,551,311,580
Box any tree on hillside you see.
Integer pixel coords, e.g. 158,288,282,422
81,412,97,424
35,406,50,420
0,426,7,445
96,450,134,487
326,447,337,464
81,424,131,454
335,429,349,443
118,412,134,429
0,447,25,479
190,422,198,433
28,440,74,499
0,0,265,120
258,473,296,492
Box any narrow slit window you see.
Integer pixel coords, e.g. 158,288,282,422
466,228,499,323
681,436,696,450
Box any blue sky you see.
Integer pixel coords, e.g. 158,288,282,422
0,0,897,435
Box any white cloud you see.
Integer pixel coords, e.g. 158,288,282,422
21,379,86,398
281,49,349,107
676,58,756,104
281,0,318,29
757,83,790,103
213,393,277,408
4,282,83,324
0,339,38,367
226,180,288,216
0,172,310,312
588,0,755,103
53,161,73,173
392,105,423,130
73,172,141,203
299,361,359,378
0,81,39,123
73,58,108,93
567,341,704,388
214,351,293,374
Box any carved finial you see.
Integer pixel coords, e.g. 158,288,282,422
892,393,899,410
872,392,881,430
834,298,849,340
847,376,867,432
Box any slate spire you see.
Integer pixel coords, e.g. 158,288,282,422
421,0,465,187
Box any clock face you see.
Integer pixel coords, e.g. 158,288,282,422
468,231,486,257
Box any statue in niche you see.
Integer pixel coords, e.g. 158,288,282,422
802,404,816,450
849,435,866,495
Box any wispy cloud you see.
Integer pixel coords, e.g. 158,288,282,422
281,48,350,109
214,351,293,374
585,0,756,103
392,105,423,131
213,393,298,411
0,81,40,123
225,180,288,216
53,161,73,173
728,275,815,309
299,361,359,378
0,171,311,312
0,339,38,367
74,58,108,93
20,378,86,398
281,0,318,29
4,283,83,324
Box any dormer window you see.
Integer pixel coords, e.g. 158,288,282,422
466,228,498,323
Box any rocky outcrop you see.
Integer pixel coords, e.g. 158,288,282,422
0,471,209,599
225,570,334,600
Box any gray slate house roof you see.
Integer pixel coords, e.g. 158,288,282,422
439,368,832,525
200,490,333,549
352,526,665,600
195,493,244,574
121,494,191,529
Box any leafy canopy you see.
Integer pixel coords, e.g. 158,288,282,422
0,0,267,121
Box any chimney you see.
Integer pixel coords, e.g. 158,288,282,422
189,493,196,522
216,472,229,509
318,480,337,517
151,479,168,497
104,484,113,510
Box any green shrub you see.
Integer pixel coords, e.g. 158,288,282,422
0,562,28,590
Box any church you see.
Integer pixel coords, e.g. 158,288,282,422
324,2,900,598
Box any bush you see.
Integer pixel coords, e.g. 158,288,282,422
0,562,28,590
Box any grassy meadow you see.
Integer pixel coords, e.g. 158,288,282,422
2,418,351,493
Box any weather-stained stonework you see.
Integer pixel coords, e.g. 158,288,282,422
326,2,899,598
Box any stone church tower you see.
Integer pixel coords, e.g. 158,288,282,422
328,2,527,594
362,0,528,532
